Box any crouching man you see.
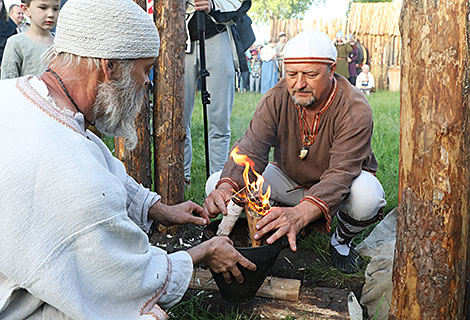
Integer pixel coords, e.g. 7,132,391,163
204,29,386,274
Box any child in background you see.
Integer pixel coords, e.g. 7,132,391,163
1,0,59,79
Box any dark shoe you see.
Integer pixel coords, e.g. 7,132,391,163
329,243,362,274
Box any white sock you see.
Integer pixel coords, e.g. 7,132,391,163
330,231,351,256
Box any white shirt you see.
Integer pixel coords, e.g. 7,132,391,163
0,76,193,320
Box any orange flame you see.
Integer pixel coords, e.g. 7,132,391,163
230,147,271,216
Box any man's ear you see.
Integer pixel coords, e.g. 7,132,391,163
101,59,114,82
329,62,337,77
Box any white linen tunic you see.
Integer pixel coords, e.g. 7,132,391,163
0,77,193,319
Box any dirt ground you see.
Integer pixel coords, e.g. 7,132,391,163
150,224,365,319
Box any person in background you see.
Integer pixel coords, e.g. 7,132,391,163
204,30,386,275
8,4,26,32
356,64,375,96
1,0,59,79
0,0,255,318
184,0,252,186
353,35,365,76
0,0,17,70
238,49,250,93
249,47,261,92
260,39,277,94
334,31,352,79
275,31,287,80
347,35,359,85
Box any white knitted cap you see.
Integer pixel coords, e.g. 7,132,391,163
54,0,160,59
284,29,337,65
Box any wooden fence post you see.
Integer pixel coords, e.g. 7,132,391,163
153,0,186,210
390,0,470,318
114,0,152,188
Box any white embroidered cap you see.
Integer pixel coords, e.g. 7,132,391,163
53,0,160,59
284,29,337,65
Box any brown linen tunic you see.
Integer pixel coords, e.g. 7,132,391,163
218,74,377,231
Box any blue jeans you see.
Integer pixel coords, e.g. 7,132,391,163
184,31,235,180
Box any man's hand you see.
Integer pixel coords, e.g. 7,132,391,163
149,200,209,226
188,237,257,284
254,201,323,251
203,182,234,218
193,0,212,13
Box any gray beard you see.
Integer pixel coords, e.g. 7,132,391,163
93,64,145,151
292,94,316,108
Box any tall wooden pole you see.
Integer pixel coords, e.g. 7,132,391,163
390,1,470,318
153,0,186,206
114,0,152,188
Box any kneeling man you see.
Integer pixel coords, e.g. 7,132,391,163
204,29,386,274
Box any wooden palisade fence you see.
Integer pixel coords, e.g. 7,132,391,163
390,0,470,318
347,2,402,90
270,2,402,90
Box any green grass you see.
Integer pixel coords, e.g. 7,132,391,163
171,89,400,319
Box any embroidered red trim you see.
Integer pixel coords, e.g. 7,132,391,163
295,78,338,146
15,77,85,136
140,256,172,319
284,57,335,65
301,195,331,232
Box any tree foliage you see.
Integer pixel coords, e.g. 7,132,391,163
249,0,325,24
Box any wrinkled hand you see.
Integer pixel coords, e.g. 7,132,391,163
193,0,212,13
254,201,323,251
189,237,257,284
149,200,209,226
203,183,233,218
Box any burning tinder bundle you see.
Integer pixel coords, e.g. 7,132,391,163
216,147,271,247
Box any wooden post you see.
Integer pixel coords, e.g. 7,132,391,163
153,0,186,233
390,1,470,318
114,0,152,188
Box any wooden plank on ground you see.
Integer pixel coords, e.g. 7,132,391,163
189,269,301,301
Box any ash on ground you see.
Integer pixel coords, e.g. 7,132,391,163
149,224,204,253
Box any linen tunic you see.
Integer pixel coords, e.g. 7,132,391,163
0,77,192,319
1,33,49,79
219,75,377,231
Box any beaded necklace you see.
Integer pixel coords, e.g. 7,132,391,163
296,78,338,160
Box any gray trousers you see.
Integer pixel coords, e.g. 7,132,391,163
184,31,235,180
207,163,386,238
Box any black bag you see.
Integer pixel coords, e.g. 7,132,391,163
230,14,255,73
233,14,255,52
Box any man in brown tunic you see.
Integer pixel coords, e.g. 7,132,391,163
204,30,386,274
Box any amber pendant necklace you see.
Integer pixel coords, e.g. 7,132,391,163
297,107,317,160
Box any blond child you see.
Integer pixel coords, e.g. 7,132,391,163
1,0,59,79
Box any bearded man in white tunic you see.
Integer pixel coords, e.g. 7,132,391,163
0,0,256,319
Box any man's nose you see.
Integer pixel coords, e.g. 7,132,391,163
295,73,307,89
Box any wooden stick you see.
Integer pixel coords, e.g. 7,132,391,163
245,206,262,247
216,199,244,236
189,268,301,301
